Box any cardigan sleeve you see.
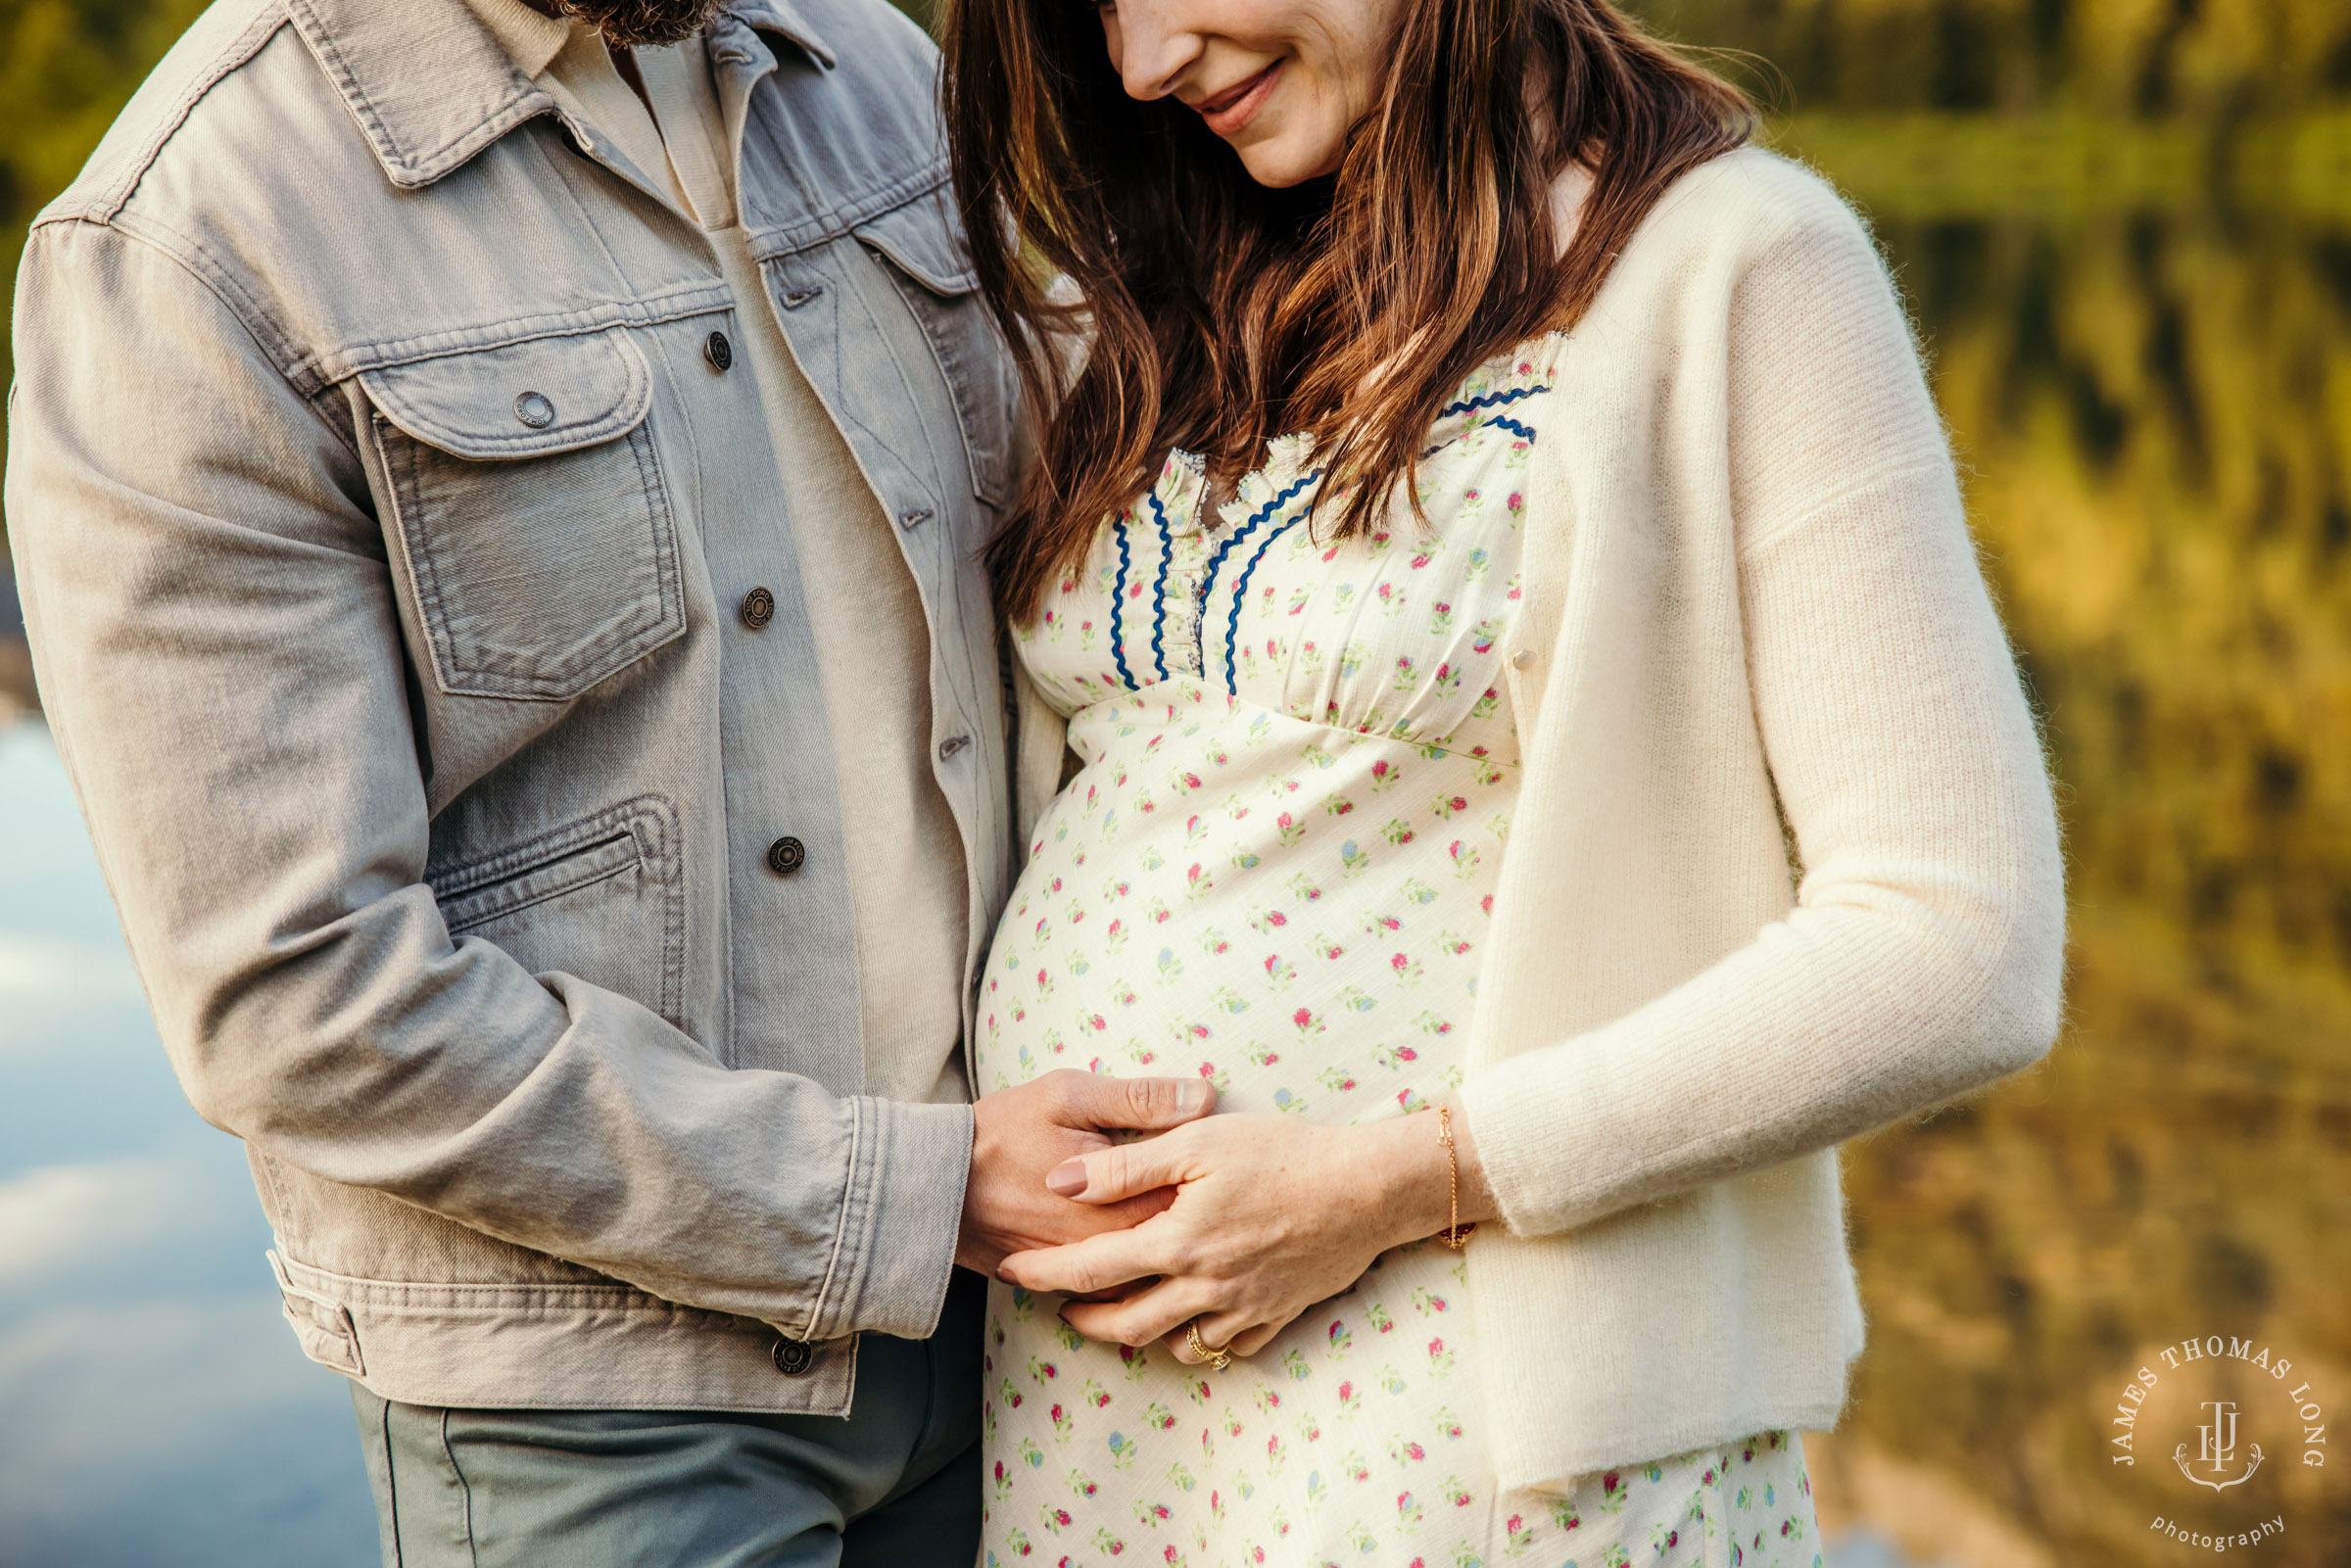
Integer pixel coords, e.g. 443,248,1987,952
1461,183,2068,1237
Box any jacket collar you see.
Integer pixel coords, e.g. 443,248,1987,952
286,0,836,189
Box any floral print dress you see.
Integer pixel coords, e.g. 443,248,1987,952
977,335,1823,1568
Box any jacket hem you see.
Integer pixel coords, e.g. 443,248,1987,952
269,1251,860,1413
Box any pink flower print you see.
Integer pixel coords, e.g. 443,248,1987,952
1292,1008,1324,1036
1451,1485,1472,1507
1084,1014,1107,1033
1186,863,1205,888
1321,940,1345,960
1409,550,1434,569
1506,489,1524,513
1267,909,1289,927
1399,1442,1425,1462
1391,953,1413,976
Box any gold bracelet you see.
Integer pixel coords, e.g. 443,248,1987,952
1437,1105,1478,1249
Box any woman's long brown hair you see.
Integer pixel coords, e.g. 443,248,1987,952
944,0,1753,625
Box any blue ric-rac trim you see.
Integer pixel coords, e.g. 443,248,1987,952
1202,467,1324,692
1223,510,1315,691
1109,511,1137,689
1436,382,1546,420
1144,488,1176,681
1488,414,1536,441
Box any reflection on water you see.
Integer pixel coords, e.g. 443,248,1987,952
3,171,2348,1568
1801,202,2351,1566
0,722,377,1565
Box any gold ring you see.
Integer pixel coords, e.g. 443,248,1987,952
1185,1317,1232,1370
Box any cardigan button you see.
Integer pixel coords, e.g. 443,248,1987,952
1509,649,1532,670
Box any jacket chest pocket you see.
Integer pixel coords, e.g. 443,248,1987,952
362,328,687,702
855,192,1022,511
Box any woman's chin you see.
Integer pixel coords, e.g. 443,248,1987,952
1230,132,1344,190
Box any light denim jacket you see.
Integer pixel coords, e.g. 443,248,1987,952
5,0,1021,1413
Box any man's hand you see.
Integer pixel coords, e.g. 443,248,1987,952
956,1069,1216,1278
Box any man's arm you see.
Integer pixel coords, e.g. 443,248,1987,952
6,217,1199,1337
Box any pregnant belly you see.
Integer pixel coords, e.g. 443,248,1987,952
977,687,1512,1123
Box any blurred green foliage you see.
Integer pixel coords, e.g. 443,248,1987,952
1644,0,2351,117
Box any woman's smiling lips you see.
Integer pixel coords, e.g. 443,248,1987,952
1191,60,1283,137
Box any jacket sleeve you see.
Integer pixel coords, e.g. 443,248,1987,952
5,216,969,1339
1462,179,2068,1236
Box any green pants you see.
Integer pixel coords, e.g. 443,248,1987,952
351,1270,984,1567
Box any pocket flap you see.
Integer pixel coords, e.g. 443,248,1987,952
360,328,652,460
853,185,981,297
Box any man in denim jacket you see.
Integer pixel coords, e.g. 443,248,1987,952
4,0,1205,1558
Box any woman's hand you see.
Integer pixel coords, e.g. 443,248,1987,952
994,1105,1499,1363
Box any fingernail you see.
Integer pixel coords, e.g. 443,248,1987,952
1176,1081,1210,1115
1046,1159,1089,1197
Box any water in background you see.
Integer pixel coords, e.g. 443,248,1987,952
0,722,377,1566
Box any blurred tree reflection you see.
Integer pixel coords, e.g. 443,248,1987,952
1810,207,2351,1566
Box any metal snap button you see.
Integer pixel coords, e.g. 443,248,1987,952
740,587,775,630
766,836,806,876
704,330,734,371
513,391,555,428
772,1337,814,1375
899,507,934,530
781,286,825,309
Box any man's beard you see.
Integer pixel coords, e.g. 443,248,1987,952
554,0,726,49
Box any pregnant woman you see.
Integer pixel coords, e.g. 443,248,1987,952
943,0,2067,1560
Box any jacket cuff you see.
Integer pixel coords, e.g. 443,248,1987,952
804,1096,974,1342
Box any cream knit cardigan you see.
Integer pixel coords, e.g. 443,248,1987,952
1007,145,2068,1493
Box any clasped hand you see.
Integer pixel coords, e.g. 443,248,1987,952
994,1107,1482,1365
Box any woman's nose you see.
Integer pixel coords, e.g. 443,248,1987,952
1104,1,1204,102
